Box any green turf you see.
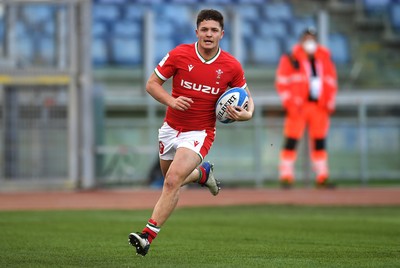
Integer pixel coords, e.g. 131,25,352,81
1,206,400,268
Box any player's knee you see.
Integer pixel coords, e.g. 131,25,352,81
284,137,298,150
314,138,326,151
163,171,184,191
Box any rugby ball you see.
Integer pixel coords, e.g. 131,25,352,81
215,87,249,124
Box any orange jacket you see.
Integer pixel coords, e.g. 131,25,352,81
275,44,338,113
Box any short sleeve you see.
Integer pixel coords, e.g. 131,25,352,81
229,61,247,89
154,49,177,81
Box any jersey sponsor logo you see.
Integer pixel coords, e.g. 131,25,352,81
188,64,194,72
180,79,220,95
194,141,199,147
159,53,169,67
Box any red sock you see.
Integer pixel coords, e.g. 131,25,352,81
197,166,207,185
142,219,160,243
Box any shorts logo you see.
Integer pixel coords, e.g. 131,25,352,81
194,141,199,147
159,141,165,154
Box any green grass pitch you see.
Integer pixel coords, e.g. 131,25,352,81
1,205,400,267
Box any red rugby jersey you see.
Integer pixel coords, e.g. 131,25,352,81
155,42,247,131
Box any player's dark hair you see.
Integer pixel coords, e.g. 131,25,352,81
196,9,224,30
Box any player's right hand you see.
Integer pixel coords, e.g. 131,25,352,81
170,96,194,111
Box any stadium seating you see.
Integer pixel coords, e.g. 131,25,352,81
291,16,317,38
155,38,175,62
157,4,192,27
241,20,256,39
92,38,109,65
169,0,198,4
219,37,231,52
113,21,141,37
0,20,4,42
362,0,391,17
12,1,352,68
38,37,55,64
22,5,54,25
43,20,55,36
111,38,141,65
262,2,292,21
237,5,260,21
203,0,232,4
237,0,266,4
154,19,175,38
124,5,145,21
283,36,298,54
92,4,120,22
258,20,288,38
15,36,34,64
389,2,400,32
92,21,108,37
328,33,351,64
251,37,281,65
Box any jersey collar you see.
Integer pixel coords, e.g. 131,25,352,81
195,42,221,64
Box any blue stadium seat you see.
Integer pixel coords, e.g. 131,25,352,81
92,21,108,37
43,20,55,35
175,25,197,44
242,20,255,39
203,0,232,4
238,5,260,22
15,21,28,40
0,20,4,42
237,0,266,4
263,2,293,21
93,4,120,22
113,21,141,37
362,0,391,17
258,21,288,38
283,36,298,53
158,4,192,27
134,0,163,4
154,19,174,38
15,37,34,63
219,37,231,52
291,17,317,38
389,3,400,32
94,0,128,4
124,5,144,21
111,38,141,65
155,38,175,63
92,38,109,66
169,0,198,3
22,5,53,25
328,33,350,64
251,37,282,65
38,37,55,64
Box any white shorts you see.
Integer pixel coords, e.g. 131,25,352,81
158,122,215,161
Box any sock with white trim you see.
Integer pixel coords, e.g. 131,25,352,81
142,218,160,243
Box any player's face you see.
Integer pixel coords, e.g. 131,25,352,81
196,20,224,53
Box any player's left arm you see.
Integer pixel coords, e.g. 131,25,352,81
226,86,254,121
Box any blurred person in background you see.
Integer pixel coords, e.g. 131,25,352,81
275,28,337,189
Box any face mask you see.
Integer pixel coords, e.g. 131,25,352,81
302,39,317,54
